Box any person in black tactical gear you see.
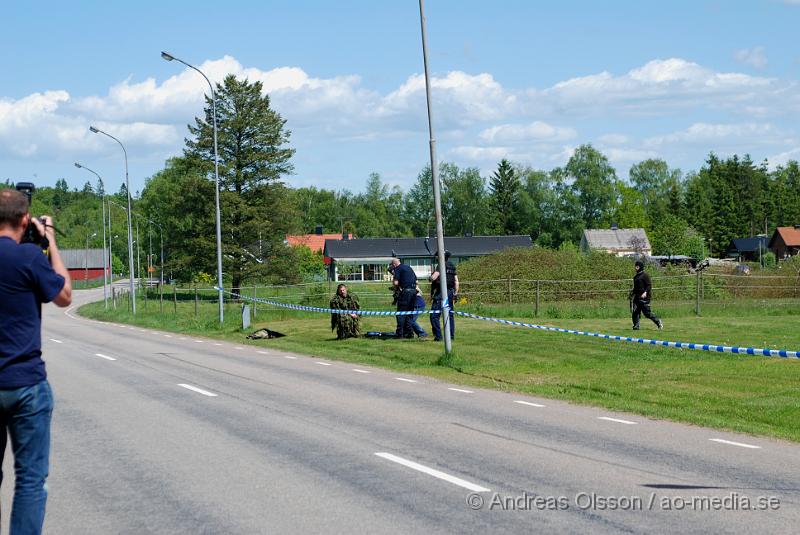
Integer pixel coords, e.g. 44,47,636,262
391,258,418,338
631,260,663,330
430,250,459,341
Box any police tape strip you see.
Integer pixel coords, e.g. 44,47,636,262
454,310,800,359
219,288,800,359
222,290,435,316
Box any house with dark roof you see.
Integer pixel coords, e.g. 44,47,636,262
725,236,769,262
323,235,532,281
580,228,651,256
768,226,800,259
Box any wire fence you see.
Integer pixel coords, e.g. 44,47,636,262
107,270,800,321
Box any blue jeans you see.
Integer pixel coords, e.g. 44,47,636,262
0,380,53,535
430,290,455,341
410,306,427,337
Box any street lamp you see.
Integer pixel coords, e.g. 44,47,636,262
161,50,224,324
75,162,109,308
85,231,97,287
418,0,452,355
89,125,137,314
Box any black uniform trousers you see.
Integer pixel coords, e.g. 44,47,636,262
395,288,417,338
632,297,660,328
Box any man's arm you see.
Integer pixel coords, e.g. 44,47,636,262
34,216,72,307
454,275,459,294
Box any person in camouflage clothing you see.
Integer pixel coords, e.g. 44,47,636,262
330,284,360,339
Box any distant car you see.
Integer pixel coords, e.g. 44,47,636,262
735,264,751,275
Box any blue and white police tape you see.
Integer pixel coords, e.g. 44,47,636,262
218,288,799,359
455,310,799,359
221,289,433,316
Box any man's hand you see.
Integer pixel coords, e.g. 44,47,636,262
641,291,647,299
31,215,56,243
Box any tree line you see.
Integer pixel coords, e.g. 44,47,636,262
4,75,799,285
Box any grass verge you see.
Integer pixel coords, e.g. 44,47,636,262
80,297,800,443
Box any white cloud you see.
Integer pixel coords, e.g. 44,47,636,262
2,55,799,185
479,121,576,143
644,122,788,148
734,47,768,70
449,146,513,161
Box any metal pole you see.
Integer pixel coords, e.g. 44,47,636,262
419,0,451,354
75,162,109,306
85,233,89,287
89,126,136,314
108,197,113,286
161,51,224,323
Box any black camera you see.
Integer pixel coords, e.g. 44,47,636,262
15,182,49,249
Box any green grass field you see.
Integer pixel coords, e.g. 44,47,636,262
80,295,800,442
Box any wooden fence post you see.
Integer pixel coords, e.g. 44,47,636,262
507,276,512,305
535,280,540,317
194,286,198,317
695,271,701,316
173,286,177,315
253,285,257,319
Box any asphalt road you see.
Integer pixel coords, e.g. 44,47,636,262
3,287,798,534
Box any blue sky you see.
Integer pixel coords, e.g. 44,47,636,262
1,0,799,195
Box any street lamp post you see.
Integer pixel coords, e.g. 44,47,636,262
418,0,452,355
74,162,109,307
89,126,137,314
161,51,224,324
85,231,97,287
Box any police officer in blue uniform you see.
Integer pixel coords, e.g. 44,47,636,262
390,258,418,338
430,250,458,341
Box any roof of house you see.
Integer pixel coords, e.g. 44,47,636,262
582,228,651,251
769,226,800,248
286,233,349,254
323,235,532,260
60,248,107,270
726,236,769,255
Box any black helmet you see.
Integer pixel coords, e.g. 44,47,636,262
634,260,644,270
444,250,452,260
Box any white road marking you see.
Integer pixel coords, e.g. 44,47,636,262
352,369,371,374
598,417,637,425
514,400,545,408
284,355,297,360
177,384,218,397
214,343,223,346
94,353,117,361
375,452,490,493
316,362,332,366
164,334,172,338
235,347,244,350
49,339,63,344
709,438,761,449
257,351,269,355
194,340,204,343
448,388,473,394
395,378,418,383
179,337,187,340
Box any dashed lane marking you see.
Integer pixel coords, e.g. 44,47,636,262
375,452,490,493
395,378,418,383
709,438,761,449
448,388,473,394
177,384,218,397
598,417,637,425
49,339,63,344
94,353,117,361
514,400,545,408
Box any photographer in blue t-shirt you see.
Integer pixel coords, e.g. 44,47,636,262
0,188,71,535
